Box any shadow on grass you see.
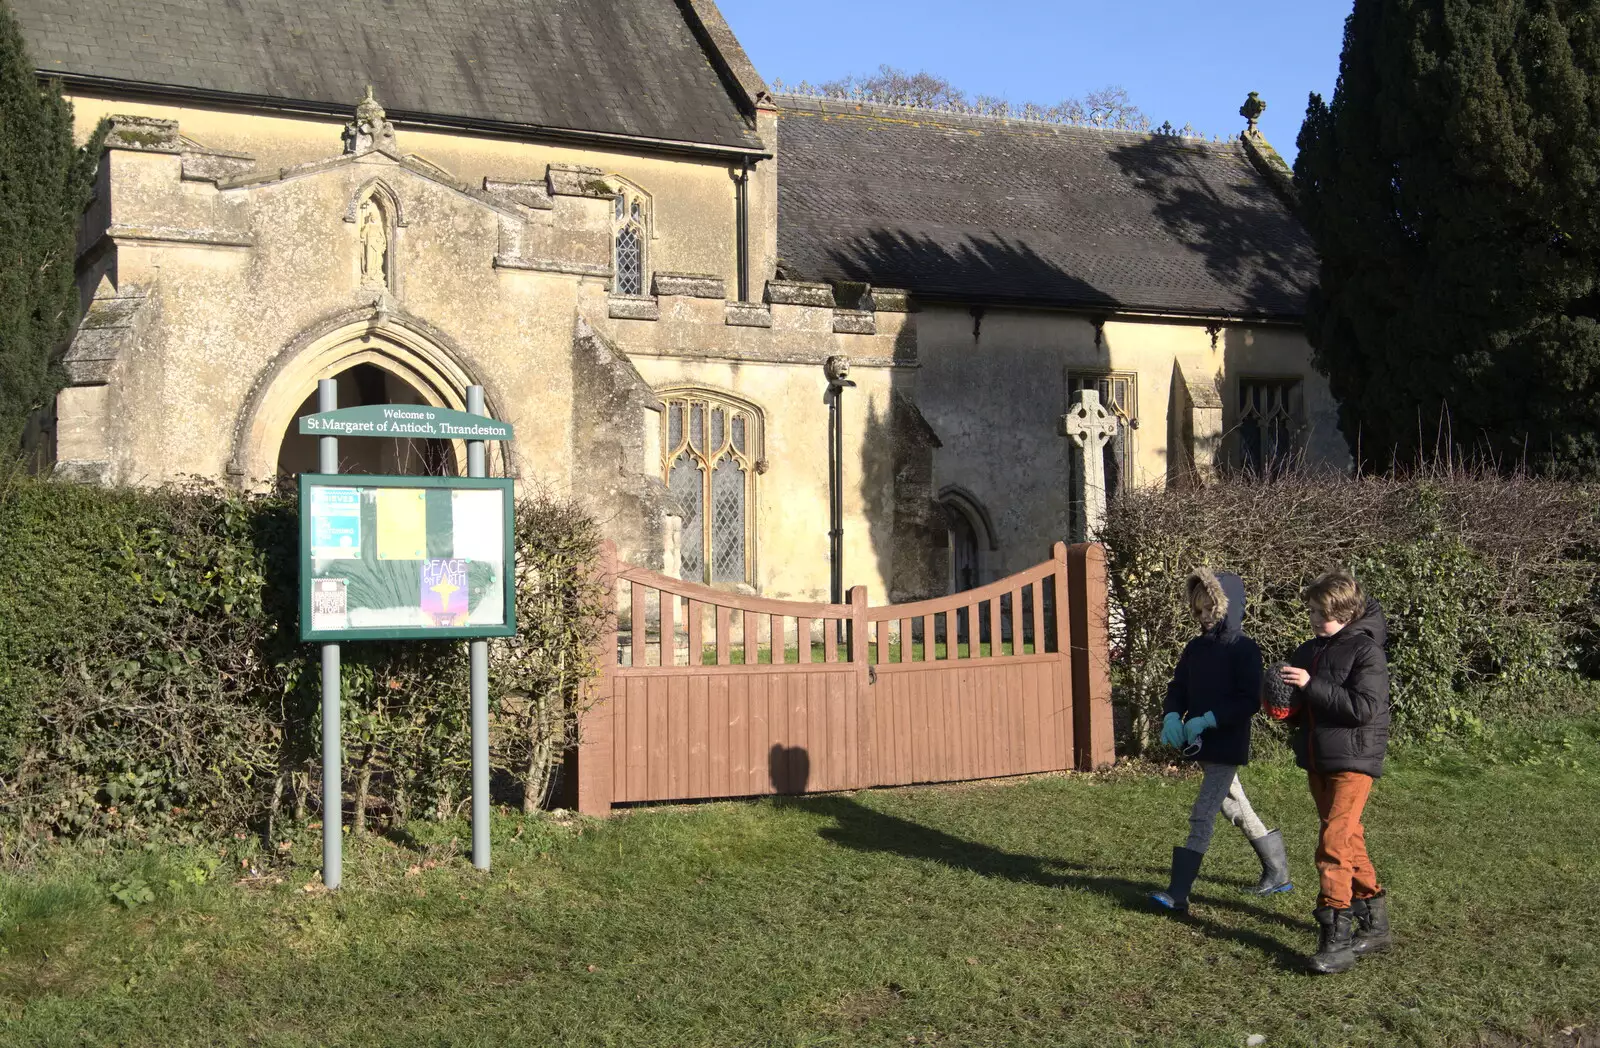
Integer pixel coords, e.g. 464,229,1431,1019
778,776,1309,969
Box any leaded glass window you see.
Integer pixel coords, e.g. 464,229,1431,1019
660,391,762,586
1239,378,1303,475
610,180,650,297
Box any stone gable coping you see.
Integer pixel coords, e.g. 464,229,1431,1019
105,115,182,153
652,272,726,299
724,301,773,328
764,280,835,308
1241,130,1297,210
180,150,257,184
870,288,912,312
547,164,614,198
493,255,613,280
483,177,555,211
107,224,254,248
608,294,661,321
213,152,529,223
832,309,876,335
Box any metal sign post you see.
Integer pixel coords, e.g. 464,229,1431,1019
318,377,342,890
466,384,490,872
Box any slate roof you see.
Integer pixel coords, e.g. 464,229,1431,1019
777,97,1316,318
12,0,762,152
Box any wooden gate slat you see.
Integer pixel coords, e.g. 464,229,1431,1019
729,673,749,792
688,675,710,797
625,676,648,801
668,675,689,798
687,599,704,667
715,606,731,666
647,676,669,797
710,675,731,797
660,590,676,668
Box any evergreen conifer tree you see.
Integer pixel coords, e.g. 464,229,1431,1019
0,0,102,448
1295,0,1600,475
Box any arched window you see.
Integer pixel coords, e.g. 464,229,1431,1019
611,179,651,296
660,390,762,586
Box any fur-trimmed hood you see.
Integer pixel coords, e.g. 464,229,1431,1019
1187,567,1246,640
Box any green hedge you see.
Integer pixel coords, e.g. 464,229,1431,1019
0,471,603,861
1101,471,1600,753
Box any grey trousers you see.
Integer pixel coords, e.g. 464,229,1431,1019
1186,761,1269,853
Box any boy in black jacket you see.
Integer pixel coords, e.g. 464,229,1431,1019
1278,570,1392,974
1150,568,1292,913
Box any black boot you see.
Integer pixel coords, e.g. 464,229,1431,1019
1308,907,1357,974
1150,846,1204,913
1246,829,1293,895
1351,891,1392,956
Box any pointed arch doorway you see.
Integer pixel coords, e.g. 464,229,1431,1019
276,362,455,477
232,317,508,487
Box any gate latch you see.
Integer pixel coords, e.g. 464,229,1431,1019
867,665,877,686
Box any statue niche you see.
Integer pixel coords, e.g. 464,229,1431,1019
358,193,389,287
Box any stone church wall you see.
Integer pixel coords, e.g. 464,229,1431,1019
63,95,767,297
50,96,937,603
916,305,1348,581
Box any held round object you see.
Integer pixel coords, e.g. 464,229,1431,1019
1262,662,1301,719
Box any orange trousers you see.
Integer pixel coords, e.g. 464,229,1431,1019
1307,770,1383,910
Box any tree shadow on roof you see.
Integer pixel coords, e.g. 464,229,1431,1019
1107,138,1316,318
819,228,1117,309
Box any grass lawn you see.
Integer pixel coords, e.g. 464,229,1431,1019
3,721,1598,1048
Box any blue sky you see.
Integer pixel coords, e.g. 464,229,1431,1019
717,0,1353,162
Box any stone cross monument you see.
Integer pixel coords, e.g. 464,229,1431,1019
1061,388,1118,541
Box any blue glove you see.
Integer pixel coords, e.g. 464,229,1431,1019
1183,711,1218,747
1161,712,1185,748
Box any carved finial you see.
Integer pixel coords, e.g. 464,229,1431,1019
344,85,397,155
1240,91,1266,135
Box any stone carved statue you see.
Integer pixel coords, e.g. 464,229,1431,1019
358,195,387,286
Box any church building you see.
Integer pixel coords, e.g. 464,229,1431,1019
13,0,1348,604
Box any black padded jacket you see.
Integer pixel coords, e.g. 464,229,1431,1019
1286,599,1391,778
1163,572,1262,767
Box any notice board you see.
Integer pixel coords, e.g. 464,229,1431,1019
299,474,516,641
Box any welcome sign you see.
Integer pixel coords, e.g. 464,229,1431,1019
298,404,512,441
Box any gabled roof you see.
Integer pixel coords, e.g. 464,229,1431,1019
776,96,1316,319
12,0,765,155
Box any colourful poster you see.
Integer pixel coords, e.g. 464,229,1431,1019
376,489,427,560
420,558,470,626
309,487,361,559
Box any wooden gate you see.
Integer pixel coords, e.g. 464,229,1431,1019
572,542,1113,815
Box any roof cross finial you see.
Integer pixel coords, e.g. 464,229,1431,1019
344,85,397,155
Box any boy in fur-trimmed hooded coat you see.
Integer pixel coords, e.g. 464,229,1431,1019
1150,569,1293,913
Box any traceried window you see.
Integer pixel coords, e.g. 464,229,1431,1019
661,391,762,586
1238,378,1303,475
611,181,650,296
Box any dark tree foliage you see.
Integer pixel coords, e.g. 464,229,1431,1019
0,1,102,446
1296,0,1600,476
